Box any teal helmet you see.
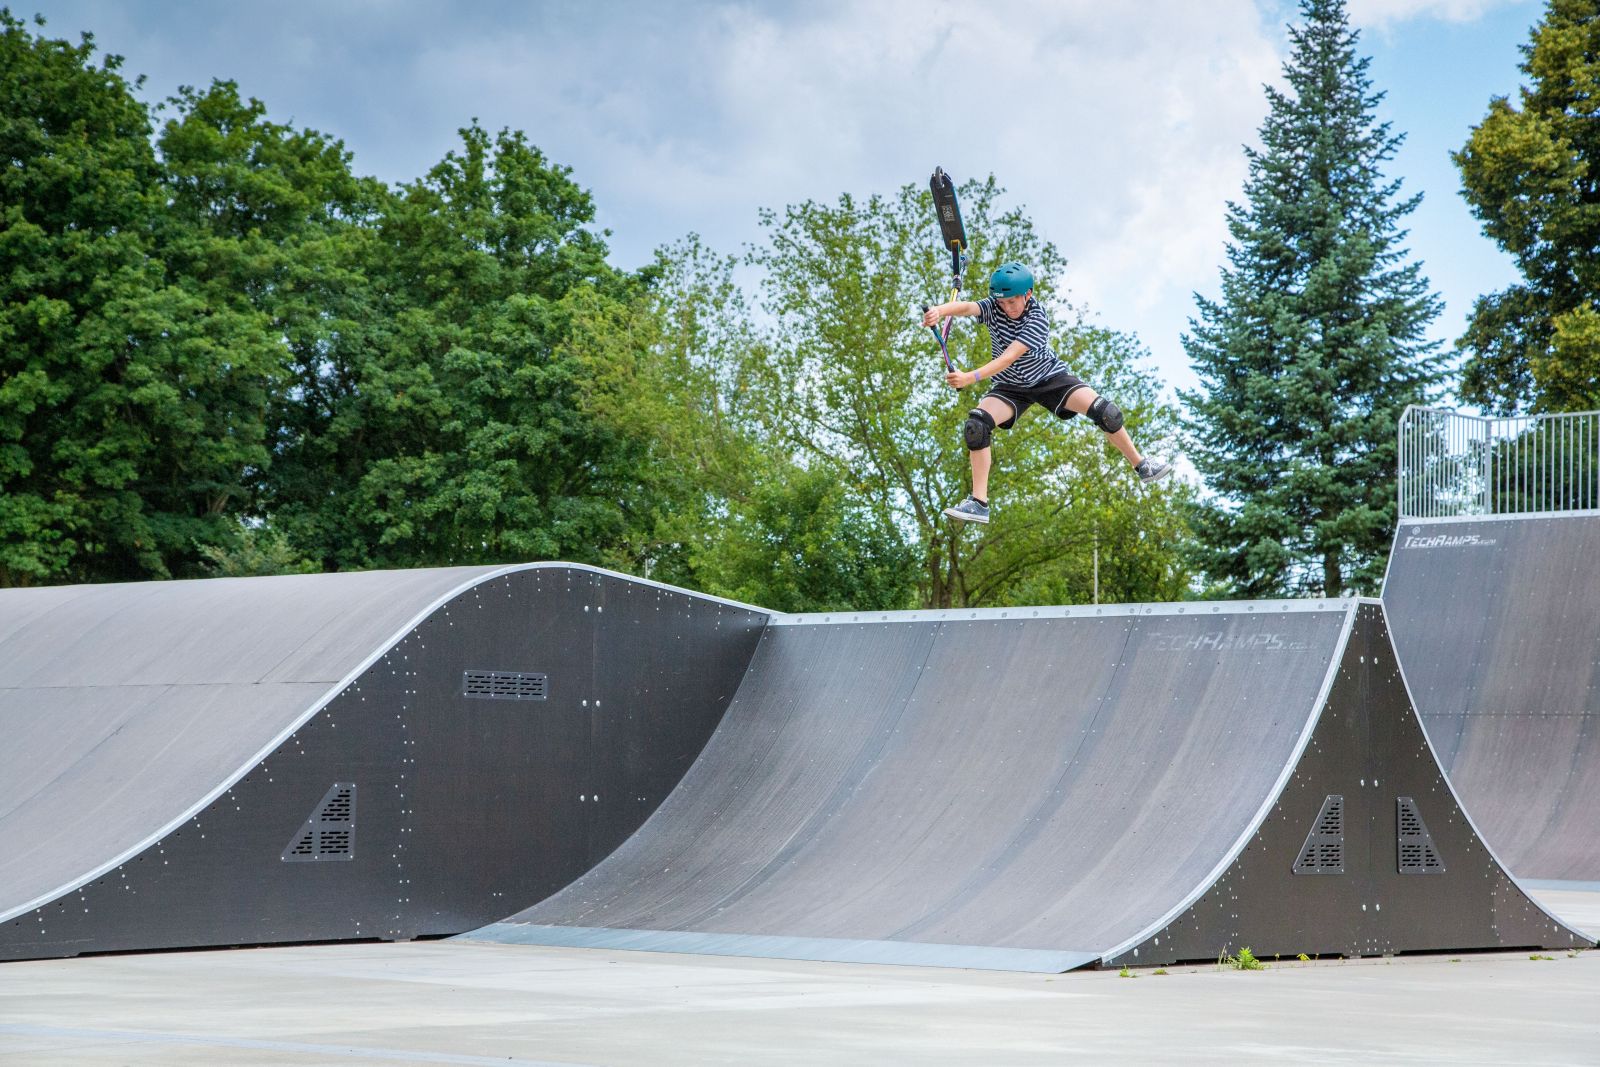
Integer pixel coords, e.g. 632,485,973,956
989,263,1034,298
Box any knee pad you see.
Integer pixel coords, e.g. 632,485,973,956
1087,396,1124,434
963,408,995,451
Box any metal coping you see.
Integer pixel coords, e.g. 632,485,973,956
457,923,1099,974
1397,509,1600,527
0,561,766,925
769,597,1364,626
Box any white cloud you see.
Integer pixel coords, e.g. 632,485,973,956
400,0,1283,395
73,0,1510,399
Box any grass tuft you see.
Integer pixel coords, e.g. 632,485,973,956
1220,946,1266,971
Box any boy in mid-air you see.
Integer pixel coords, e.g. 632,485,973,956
924,262,1171,524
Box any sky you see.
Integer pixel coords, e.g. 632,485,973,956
29,0,1542,402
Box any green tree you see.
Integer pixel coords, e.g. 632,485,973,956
1455,0,1600,413
0,14,280,585
157,78,388,524
197,523,319,577
1182,0,1444,598
742,177,1190,609
570,237,917,611
265,123,635,569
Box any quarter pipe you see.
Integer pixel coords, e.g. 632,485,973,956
0,564,766,961
1385,513,1600,882
468,597,1587,969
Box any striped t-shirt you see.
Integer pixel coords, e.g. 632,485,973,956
976,296,1064,387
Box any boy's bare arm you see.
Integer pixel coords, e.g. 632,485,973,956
947,339,1029,389
987,339,1028,373
922,301,981,326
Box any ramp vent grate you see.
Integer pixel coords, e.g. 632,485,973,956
1293,794,1344,874
463,670,548,701
282,783,357,862
1396,797,1444,874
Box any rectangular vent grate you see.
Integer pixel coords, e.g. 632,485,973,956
282,783,357,863
1292,794,1345,875
463,670,548,701
1397,796,1445,874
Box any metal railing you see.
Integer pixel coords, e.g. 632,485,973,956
1398,406,1600,519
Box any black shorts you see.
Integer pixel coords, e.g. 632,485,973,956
984,370,1089,429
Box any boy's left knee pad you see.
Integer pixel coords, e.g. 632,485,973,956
963,408,995,451
1087,396,1124,434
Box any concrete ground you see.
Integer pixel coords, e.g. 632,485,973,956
1,933,1596,1067
0,887,1593,1066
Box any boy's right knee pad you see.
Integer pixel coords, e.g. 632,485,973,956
963,408,995,451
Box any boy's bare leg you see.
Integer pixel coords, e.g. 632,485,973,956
970,395,1014,500
971,446,992,501
1063,388,1143,466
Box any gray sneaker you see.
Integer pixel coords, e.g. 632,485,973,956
1135,458,1173,485
943,495,990,524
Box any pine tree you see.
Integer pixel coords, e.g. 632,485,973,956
1181,0,1444,598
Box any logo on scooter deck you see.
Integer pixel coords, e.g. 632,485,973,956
1401,526,1498,550
1148,630,1314,653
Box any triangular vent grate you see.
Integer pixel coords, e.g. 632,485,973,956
1396,796,1445,874
1292,794,1344,875
281,782,357,863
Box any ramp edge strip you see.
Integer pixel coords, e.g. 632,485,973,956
773,598,1360,627
457,923,1099,973
1096,601,1361,965
1521,879,1600,893
0,562,771,926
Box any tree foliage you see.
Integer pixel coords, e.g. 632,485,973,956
1,12,1190,609
1455,0,1600,413
264,123,636,569
1182,0,1444,598
0,14,280,585
570,237,919,611
741,178,1191,609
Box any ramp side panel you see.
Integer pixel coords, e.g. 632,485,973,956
501,607,1348,957
1107,604,1588,966
1385,515,1600,879
0,567,767,960
0,567,510,922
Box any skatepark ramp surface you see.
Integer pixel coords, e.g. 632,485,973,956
1385,512,1600,883
466,597,1588,970
0,564,766,962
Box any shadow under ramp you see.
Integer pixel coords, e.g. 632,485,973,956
467,600,1588,971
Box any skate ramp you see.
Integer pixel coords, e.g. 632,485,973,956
0,565,765,961
468,599,1587,970
1384,514,1600,882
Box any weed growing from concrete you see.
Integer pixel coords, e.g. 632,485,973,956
1219,947,1265,970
